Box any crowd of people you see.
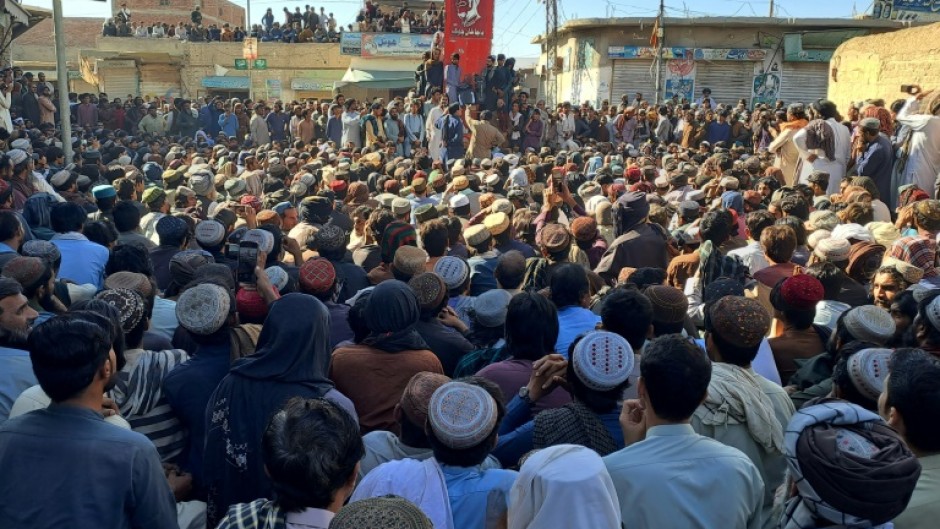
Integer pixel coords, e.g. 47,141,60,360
102,1,442,43
0,55,939,529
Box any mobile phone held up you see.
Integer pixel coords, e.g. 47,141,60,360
237,241,259,284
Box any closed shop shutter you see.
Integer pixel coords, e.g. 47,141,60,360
695,61,755,107
610,60,657,103
100,65,139,99
779,62,829,107
138,64,181,100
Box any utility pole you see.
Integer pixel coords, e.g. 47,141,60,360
52,0,72,161
769,0,775,17
653,0,664,104
246,0,253,101
545,0,558,106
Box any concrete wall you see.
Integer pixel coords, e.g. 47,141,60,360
828,22,940,112
115,0,245,28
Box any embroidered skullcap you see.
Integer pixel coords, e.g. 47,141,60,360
831,223,873,243
170,250,214,287
645,285,688,324
570,217,598,242
814,237,851,262
778,274,825,310
807,230,832,250
393,245,429,278
867,222,901,248
194,219,226,247
578,181,602,200
708,296,770,348
242,228,275,254
1,256,47,291
572,331,635,391
848,348,893,402
808,210,840,232
433,256,470,291
376,193,397,208
189,171,213,196
925,295,940,333
490,199,513,216
95,288,145,332
471,289,512,328
881,257,925,285
428,381,498,449
20,240,60,266
256,210,278,225
10,139,30,151
176,283,231,335
299,257,336,295
414,204,439,223
842,305,895,345
331,496,433,529
539,223,571,253
380,222,417,264
392,197,412,216
49,170,75,189
155,215,190,242
236,287,269,321
7,149,27,166
314,224,347,253
224,177,247,197
483,212,510,236
408,272,447,311
104,271,153,299
265,266,289,292
719,176,739,190
449,193,470,209
452,175,469,191
92,185,117,200
400,372,452,431
141,187,166,205
463,224,491,247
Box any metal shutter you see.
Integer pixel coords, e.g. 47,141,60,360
99,64,140,99
779,62,829,107
138,64,181,100
610,60,657,103
695,61,755,107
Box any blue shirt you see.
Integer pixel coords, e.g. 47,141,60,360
441,464,517,529
604,424,765,529
494,394,623,467
0,404,179,529
218,113,238,138
705,121,732,144
0,346,35,425
554,306,601,357
265,112,290,141
162,341,231,489
467,251,501,297
51,233,109,289
326,116,343,145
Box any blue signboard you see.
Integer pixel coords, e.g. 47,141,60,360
202,76,250,90
874,0,940,21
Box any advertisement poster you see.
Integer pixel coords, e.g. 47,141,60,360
664,59,695,101
266,79,282,100
340,32,362,56
752,71,782,108
361,33,434,58
444,0,494,83
874,0,940,21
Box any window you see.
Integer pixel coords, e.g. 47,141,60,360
159,0,171,5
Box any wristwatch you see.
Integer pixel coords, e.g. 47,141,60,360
518,385,533,405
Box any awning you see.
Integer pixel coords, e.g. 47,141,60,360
338,57,420,89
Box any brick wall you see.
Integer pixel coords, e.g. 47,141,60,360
828,22,940,112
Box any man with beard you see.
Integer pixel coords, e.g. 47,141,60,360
1,257,63,326
0,278,38,424
0,312,178,528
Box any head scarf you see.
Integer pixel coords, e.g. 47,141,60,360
862,105,894,135
363,280,428,353
204,294,336,520
781,398,921,529
613,192,650,236
803,119,836,161
509,445,622,529
888,236,938,278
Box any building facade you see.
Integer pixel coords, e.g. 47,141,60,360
828,22,940,112
537,17,917,109
111,0,245,29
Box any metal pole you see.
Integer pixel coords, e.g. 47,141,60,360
653,0,664,104
246,0,253,101
52,0,72,161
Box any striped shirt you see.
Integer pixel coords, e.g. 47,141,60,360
108,348,189,461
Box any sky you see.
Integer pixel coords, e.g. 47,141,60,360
24,0,867,57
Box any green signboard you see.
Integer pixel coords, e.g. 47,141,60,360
234,59,248,70
253,59,267,70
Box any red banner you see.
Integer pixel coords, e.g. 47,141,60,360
443,0,494,84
